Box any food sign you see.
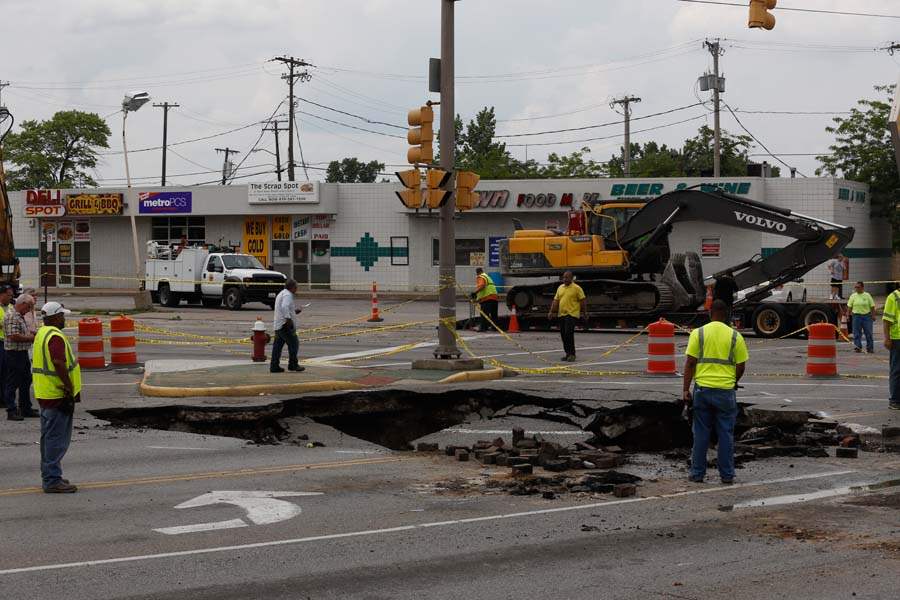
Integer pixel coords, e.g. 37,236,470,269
66,193,124,215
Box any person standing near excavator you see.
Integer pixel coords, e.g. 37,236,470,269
473,267,499,332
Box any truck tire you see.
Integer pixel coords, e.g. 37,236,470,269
800,304,833,329
224,287,243,310
158,284,180,308
752,304,789,338
202,297,221,308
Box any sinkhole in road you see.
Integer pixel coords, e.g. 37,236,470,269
88,388,841,457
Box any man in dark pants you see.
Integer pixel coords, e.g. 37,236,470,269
882,287,900,410
271,279,305,373
548,271,587,362
472,267,499,332
0,285,19,421
4,294,37,418
682,300,749,484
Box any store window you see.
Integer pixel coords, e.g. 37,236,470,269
432,238,486,267
151,216,206,245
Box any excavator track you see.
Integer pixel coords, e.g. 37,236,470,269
508,279,675,320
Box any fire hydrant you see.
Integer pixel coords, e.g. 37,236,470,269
251,317,270,363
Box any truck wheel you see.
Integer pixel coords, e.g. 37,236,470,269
800,304,833,329
158,284,180,308
202,297,221,308
509,288,534,312
752,304,788,338
224,287,243,310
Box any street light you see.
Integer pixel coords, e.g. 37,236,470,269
122,91,151,309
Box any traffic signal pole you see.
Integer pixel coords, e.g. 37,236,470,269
434,0,460,359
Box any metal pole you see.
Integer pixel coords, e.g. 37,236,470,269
710,40,722,177
434,0,459,359
40,218,47,304
123,111,142,288
287,62,296,182
623,102,632,177
161,105,168,186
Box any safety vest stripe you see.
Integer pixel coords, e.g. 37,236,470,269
697,327,738,366
35,330,78,378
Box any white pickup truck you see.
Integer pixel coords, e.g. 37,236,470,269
145,244,287,310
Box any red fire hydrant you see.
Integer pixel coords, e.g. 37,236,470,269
251,317,270,362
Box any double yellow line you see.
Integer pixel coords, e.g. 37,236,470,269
0,455,405,497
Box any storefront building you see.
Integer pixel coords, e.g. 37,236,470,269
8,176,890,294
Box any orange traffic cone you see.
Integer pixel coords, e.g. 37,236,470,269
839,310,849,339
704,284,714,311
507,307,520,333
367,281,384,322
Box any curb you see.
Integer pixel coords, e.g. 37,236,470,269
437,367,505,385
139,373,366,398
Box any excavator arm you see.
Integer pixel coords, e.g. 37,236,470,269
618,187,854,304
0,111,21,289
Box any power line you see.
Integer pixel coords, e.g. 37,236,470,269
505,114,707,148
677,0,900,19
272,56,314,181
227,99,286,184
494,103,703,139
296,96,407,130
98,118,272,156
298,110,404,138
723,103,806,177
293,116,309,180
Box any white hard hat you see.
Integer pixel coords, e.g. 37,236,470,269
252,318,267,332
40,301,72,318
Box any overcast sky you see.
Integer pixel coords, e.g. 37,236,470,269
2,0,898,186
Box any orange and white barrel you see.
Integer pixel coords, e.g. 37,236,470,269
647,318,677,376
77,317,105,369
109,315,138,365
806,322,838,378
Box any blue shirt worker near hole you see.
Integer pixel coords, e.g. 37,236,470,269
682,299,749,484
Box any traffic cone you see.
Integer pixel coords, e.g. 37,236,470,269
507,306,520,333
367,281,384,322
704,284,714,311
839,310,849,339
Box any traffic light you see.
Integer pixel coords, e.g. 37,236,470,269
748,0,776,30
407,105,434,164
424,168,451,209
455,171,481,212
395,169,423,209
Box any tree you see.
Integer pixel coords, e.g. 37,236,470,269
325,157,385,183
607,142,683,177
682,125,753,177
817,84,899,248
455,107,517,179
541,147,606,178
3,110,110,190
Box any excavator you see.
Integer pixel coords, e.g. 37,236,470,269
500,187,855,337
0,108,21,291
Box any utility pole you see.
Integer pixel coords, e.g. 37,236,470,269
263,120,285,181
215,147,240,185
272,56,312,181
704,39,724,177
435,0,459,359
610,95,641,177
152,102,179,186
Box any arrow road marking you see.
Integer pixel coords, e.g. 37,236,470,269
154,491,323,535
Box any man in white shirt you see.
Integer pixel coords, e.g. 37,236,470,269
271,279,304,373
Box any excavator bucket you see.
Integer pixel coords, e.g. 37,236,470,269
659,252,705,312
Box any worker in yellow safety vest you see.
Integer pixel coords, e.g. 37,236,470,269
473,267,499,332
32,301,82,493
682,299,749,485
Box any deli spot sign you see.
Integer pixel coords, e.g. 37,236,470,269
24,189,66,217
138,191,192,214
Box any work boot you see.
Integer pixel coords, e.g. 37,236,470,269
270,366,285,373
7,411,23,421
566,355,577,362
890,403,900,411
20,409,39,418
560,355,569,362
288,365,305,372
854,347,862,353
43,482,78,494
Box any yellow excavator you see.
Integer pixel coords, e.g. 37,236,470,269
500,187,855,336
0,107,22,291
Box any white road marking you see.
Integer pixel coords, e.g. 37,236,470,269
441,428,586,435
306,334,499,364
729,480,897,510
0,469,855,575
145,446,214,451
333,450,384,455
81,382,139,387
154,491,323,535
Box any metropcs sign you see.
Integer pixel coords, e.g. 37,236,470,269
24,189,66,217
